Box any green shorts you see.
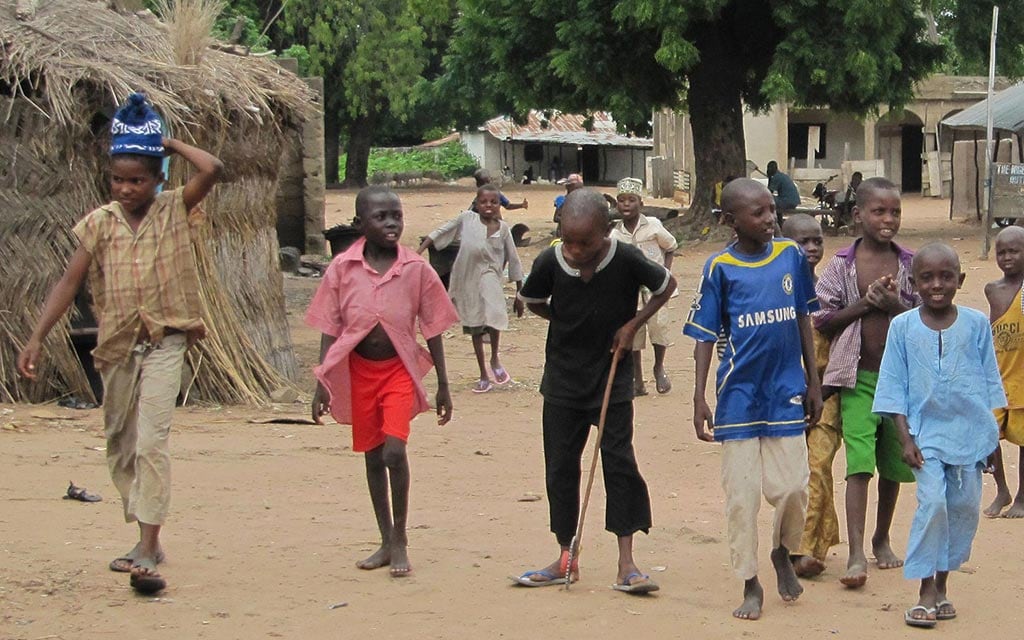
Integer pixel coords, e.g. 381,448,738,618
840,370,915,483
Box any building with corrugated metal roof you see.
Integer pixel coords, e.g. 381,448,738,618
462,111,652,185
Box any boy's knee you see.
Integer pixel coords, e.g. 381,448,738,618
381,441,408,469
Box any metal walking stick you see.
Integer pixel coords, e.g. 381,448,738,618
564,351,621,590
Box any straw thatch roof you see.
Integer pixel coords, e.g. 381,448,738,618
0,0,320,404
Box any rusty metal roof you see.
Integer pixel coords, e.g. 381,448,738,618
480,111,652,148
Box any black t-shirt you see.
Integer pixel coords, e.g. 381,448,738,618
520,239,671,408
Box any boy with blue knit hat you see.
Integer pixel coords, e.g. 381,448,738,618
18,92,224,595
609,177,678,395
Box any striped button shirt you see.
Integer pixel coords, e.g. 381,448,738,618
813,239,918,389
73,188,206,370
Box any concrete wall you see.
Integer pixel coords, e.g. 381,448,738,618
464,132,648,185
744,104,788,175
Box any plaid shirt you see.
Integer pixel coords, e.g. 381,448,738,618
73,188,205,370
813,239,918,388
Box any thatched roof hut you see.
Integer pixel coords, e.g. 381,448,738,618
0,0,318,404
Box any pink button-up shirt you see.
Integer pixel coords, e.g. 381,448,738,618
306,238,459,424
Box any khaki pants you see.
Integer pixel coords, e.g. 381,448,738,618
631,289,671,350
100,333,186,525
721,436,809,580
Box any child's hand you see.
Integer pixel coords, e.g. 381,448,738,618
610,324,637,357
866,275,902,313
984,449,998,474
901,440,924,469
161,137,175,154
435,385,453,425
804,389,823,427
513,296,525,318
693,397,715,442
521,199,529,209
311,383,330,424
17,339,42,380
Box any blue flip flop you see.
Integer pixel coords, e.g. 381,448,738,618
612,572,659,594
511,569,567,587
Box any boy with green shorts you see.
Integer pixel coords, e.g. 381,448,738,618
814,177,919,589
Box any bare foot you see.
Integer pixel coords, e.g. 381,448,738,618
840,560,867,588
389,544,412,577
872,537,904,569
733,578,764,620
634,382,648,397
356,546,390,570
1002,497,1024,519
654,366,671,394
984,492,1011,517
771,547,803,601
791,555,826,579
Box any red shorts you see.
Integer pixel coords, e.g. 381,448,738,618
349,352,415,452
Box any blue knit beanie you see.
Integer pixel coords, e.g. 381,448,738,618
109,93,164,157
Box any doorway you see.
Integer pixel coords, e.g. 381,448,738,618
901,125,923,192
580,146,600,182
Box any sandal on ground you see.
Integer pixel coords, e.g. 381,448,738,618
110,548,165,573
64,481,102,503
130,558,167,595
492,366,512,385
904,605,937,628
510,568,567,587
612,572,660,594
472,380,494,393
936,600,957,620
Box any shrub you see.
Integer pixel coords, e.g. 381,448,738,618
338,141,479,182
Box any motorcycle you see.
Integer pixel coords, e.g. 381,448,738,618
812,174,854,231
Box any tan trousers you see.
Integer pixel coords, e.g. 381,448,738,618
796,395,842,560
100,333,186,525
721,436,809,580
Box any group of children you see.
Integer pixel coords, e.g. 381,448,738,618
16,93,1024,626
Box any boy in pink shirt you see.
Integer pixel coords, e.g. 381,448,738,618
307,186,459,577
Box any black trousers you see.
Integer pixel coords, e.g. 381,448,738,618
542,400,652,545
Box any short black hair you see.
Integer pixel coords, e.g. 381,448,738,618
477,183,500,197
355,185,399,218
856,176,898,203
912,242,960,272
110,153,163,177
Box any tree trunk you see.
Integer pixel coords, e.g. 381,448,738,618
686,22,748,228
341,112,377,188
324,105,340,187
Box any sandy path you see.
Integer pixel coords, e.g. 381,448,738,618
3,186,1023,639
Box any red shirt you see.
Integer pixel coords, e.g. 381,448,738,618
306,238,458,424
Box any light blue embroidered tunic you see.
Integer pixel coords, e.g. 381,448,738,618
873,306,1004,466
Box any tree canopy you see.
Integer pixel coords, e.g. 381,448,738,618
445,0,1022,221
279,0,455,185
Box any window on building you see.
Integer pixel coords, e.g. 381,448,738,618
524,143,543,162
788,123,827,160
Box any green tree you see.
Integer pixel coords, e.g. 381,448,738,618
446,0,1022,223
282,0,455,186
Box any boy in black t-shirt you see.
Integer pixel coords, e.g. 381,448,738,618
513,189,676,593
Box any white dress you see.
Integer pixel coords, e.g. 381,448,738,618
428,211,523,330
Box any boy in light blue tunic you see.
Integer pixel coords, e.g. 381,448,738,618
873,243,1005,629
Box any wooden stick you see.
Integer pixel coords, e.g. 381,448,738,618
564,351,621,590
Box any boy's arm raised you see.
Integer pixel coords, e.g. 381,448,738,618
18,246,91,379
692,340,715,442
426,335,452,425
164,138,224,212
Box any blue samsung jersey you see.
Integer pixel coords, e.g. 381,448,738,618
683,239,819,441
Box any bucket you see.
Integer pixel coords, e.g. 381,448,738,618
323,225,362,257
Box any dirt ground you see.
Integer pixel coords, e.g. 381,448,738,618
4,184,1024,639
